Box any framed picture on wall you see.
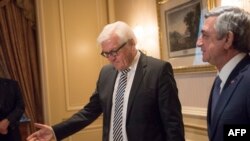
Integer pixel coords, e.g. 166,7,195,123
165,0,202,58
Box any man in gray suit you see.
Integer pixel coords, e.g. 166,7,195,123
196,6,250,141
27,21,185,141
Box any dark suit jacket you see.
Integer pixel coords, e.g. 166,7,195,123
207,55,250,141
0,78,25,141
53,53,185,141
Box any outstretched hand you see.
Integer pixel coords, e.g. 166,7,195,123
26,123,55,141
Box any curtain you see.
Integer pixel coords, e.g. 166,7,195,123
0,33,10,78
0,0,43,131
207,0,217,11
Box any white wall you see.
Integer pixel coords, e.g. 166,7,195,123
113,0,160,58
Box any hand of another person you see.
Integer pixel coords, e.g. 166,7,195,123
0,119,9,135
26,123,55,141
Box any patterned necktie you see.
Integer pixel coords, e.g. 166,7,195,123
113,69,130,141
211,76,222,118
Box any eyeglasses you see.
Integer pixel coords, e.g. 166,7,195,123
101,42,127,58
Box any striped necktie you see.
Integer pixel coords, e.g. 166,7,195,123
113,69,130,141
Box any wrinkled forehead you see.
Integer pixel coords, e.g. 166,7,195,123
102,34,121,44
101,38,120,50
202,17,217,31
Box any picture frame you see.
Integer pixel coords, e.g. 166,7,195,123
165,0,201,58
158,0,216,74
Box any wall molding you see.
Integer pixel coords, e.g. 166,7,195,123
182,106,207,117
68,124,102,141
58,0,105,111
183,106,208,141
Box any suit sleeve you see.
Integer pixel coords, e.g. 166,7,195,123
158,62,185,141
6,81,25,129
52,85,103,140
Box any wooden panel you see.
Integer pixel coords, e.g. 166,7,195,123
36,0,108,140
60,0,107,109
175,72,216,108
184,114,209,141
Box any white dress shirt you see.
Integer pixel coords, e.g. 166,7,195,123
218,53,246,93
109,51,140,141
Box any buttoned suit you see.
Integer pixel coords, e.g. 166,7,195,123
207,55,250,141
53,52,185,141
0,78,25,141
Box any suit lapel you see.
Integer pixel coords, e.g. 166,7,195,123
207,82,214,137
126,53,147,119
105,68,118,125
210,55,250,139
210,74,243,138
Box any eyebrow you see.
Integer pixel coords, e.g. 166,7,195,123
201,29,210,35
100,41,127,57
110,42,127,52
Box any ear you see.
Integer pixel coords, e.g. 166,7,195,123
224,31,234,50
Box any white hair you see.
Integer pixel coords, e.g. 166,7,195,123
97,21,137,45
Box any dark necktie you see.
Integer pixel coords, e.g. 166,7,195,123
211,76,222,119
113,69,130,141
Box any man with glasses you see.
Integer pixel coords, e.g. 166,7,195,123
27,21,185,141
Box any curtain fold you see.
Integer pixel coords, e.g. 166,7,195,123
0,43,10,78
207,0,217,11
0,0,10,7
16,0,35,24
0,0,43,132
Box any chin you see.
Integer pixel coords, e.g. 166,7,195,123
114,66,122,71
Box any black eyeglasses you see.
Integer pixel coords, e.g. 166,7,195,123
101,42,127,58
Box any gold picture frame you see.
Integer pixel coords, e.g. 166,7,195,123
157,0,216,74
174,64,216,74
165,0,201,58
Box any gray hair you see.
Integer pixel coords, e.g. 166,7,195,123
97,21,137,45
205,6,250,52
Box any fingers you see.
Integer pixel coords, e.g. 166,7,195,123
26,131,38,140
34,123,48,129
26,136,38,141
27,138,40,141
27,123,44,141
27,123,54,141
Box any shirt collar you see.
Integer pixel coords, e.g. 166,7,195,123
129,50,140,72
118,50,140,73
218,53,246,89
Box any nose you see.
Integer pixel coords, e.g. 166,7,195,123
107,55,115,61
196,36,203,48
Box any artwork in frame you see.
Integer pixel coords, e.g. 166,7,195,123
165,0,202,58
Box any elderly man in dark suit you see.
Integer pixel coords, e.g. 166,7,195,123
27,21,185,141
196,6,250,141
0,78,25,141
